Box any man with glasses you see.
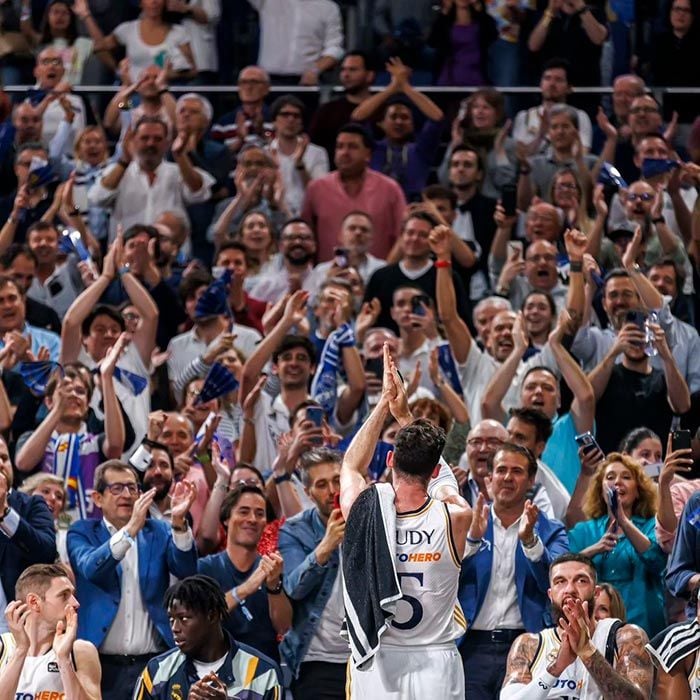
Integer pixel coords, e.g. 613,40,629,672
249,218,318,303
268,94,329,216
67,459,197,700
211,65,273,154
31,46,86,149
198,485,291,663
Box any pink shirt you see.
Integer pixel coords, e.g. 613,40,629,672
655,477,700,552
302,169,407,262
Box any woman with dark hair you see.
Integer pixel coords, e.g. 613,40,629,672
428,0,497,86
651,0,700,123
438,87,516,198
84,0,196,82
568,452,667,635
20,0,95,86
619,426,663,468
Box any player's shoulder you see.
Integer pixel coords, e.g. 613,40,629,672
616,622,649,646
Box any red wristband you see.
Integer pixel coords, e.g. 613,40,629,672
434,260,452,268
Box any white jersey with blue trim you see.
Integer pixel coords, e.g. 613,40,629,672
528,618,621,699
380,497,466,647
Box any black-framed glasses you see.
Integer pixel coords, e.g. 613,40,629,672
101,482,139,496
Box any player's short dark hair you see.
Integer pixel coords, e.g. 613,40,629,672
542,58,571,82
509,407,553,444
272,335,316,365
392,418,446,482
26,220,57,238
343,50,374,71
487,442,538,478
15,563,71,601
164,575,228,621
451,144,485,172
549,553,597,583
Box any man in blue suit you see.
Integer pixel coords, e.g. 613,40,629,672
0,435,57,634
458,442,569,700
67,459,198,700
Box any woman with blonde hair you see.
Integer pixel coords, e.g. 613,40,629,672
593,582,627,623
568,452,666,636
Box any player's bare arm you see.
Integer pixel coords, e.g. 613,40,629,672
581,624,652,700
655,657,692,700
503,632,539,685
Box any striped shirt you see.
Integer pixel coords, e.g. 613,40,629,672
133,634,282,700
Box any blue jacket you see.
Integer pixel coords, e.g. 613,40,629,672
459,511,569,634
0,490,57,603
667,491,700,619
278,507,339,676
67,518,197,648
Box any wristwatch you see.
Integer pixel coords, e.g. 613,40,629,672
266,579,283,595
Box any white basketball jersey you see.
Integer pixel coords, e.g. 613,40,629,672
687,648,700,693
381,498,466,647
529,618,621,700
0,632,67,699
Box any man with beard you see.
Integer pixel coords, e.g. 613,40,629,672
133,575,282,699
89,115,214,242
198,485,291,662
305,211,387,299
500,553,653,699
141,441,177,522
458,443,569,699
248,218,317,302
364,213,470,333
309,51,375,160
302,123,407,262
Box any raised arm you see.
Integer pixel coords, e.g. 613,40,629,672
99,334,128,459
119,268,158,367
240,290,308,402
652,323,691,414
430,224,472,363
481,313,528,421
60,236,120,364
548,313,594,434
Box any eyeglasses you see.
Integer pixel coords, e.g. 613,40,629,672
122,312,140,322
282,233,314,242
630,106,659,115
101,482,139,496
39,57,62,67
277,111,302,119
467,438,504,449
555,182,578,191
626,192,654,202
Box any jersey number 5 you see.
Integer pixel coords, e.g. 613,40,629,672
390,572,424,631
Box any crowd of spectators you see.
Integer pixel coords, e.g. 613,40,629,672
0,0,699,699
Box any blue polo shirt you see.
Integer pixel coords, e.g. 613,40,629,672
198,551,280,662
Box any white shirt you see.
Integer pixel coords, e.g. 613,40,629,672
471,508,544,631
27,258,82,319
40,92,86,151
458,343,500,426
248,261,315,303
251,392,294,478
79,343,151,456
398,337,441,396
269,138,329,216
304,559,348,662
88,160,214,242
512,105,593,151
167,323,261,403
247,0,345,75
182,0,221,73
100,518,194,655
113,21,192,79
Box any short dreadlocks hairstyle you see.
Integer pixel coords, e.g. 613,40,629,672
164,575,228,621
